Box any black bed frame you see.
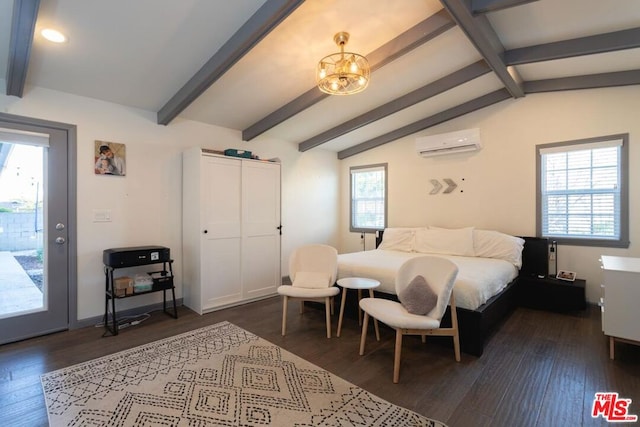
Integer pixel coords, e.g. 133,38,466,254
367,231,547,357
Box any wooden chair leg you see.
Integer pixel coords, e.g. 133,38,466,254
325,297,331,338
337,288,348,337
281,296,288,336
359,312,369,355
393,329,403,383
367,289,380,341
421,334,426,343
450,294,461,362
453,332,461,362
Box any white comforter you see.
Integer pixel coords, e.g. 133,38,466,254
337,249,519,311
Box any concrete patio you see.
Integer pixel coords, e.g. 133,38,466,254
0,251,43,318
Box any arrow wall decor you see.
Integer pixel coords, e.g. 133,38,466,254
429,178,461,195
429,179,442,195
443,178,458,194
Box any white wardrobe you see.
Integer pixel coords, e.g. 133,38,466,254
182,148,281,314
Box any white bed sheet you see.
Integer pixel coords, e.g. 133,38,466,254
337,249,519,311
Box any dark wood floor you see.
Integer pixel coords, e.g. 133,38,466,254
1,296,638,426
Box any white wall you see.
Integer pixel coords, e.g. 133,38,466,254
1,82,637,317
0,83,340,321
339,86,640,303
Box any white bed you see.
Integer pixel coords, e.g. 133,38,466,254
337,249,518,311
336,227,524,311
338,227,524,356
335,227,527,357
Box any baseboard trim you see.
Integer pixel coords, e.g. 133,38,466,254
74,298,184,329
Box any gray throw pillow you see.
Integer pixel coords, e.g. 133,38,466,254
398,275,438,315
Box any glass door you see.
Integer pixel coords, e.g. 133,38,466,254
0,118,74,344
0,141,45,316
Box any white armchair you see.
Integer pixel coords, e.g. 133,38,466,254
277,244,340,338
359,255,460,382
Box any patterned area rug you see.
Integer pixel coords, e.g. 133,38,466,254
41,322,446,426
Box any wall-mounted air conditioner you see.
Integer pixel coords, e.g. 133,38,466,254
416,128,482,157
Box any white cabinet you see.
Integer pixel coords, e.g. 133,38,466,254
182,148,281,314
600,255,640,359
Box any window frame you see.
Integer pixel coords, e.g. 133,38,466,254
349,163,388,233
536,133,629,248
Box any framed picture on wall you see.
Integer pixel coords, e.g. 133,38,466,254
94,140,126,176
556,270,576,281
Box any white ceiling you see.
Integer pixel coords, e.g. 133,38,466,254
1,0,639,157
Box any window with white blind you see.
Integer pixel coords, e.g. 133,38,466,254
536,134,629,248
350,164,387,232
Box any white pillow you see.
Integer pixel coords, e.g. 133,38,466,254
415,227,475,256
473,229,525,267
292,271,331,289
378,228,416,252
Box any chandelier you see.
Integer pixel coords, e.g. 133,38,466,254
317,32,370,95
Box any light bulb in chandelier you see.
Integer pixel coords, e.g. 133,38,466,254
318,65,327,79
316,32,370,95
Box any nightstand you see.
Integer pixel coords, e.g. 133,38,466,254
518,275,586,312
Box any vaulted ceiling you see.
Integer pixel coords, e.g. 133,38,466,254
3,0,640,158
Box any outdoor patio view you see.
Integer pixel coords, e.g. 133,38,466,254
0,142,44,318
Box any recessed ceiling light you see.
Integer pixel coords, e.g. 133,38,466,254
41,28,67,43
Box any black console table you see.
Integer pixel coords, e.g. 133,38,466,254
519,275,586,312
103,246,177,336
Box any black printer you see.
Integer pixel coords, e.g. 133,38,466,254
103,245,170,268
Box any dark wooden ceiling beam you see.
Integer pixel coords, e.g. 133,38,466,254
335,68,640,159
337,89,511,159
471,0,538,15
524,70,640,93
335,9,638,158
440,0,524,98
299,60,491,151
6,0,40,98
156,0,305,126
505,27,640,65
242,9,456,141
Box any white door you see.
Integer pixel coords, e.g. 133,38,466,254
0,116,75,344
200,155,242,309
242,160,281,299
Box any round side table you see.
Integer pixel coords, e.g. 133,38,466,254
336,277,380,339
